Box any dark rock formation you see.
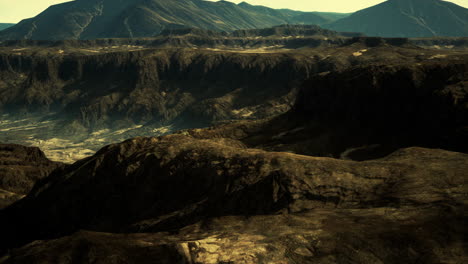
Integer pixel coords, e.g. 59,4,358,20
343,36,411,47
325,0,468,37
410,37,468,49
0,137,466,262
159,25,360,39
0,49,316,131
294,61,468,155
0,144,62,208
2,33,467,50
3,200,466,264
2,41,463,135
230,24,340,38
186,59,468,160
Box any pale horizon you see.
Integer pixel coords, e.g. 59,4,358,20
0,0,467,23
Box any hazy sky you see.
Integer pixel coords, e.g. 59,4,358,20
1,0,467,23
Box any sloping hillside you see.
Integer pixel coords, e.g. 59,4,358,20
325,0,468,37
0,24,14,31
0,0,344,40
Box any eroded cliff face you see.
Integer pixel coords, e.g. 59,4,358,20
1,42,467,163
187,59,468,159
0,48,322,162
0,49,316,128
1,41,465,130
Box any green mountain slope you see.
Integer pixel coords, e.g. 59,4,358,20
0,0,346,40
0,23,14,31
324,0,468,37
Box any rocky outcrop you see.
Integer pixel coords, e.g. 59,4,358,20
411,37,468,49
294,61,468,156
2,32,467,50
0,49,316,131
230,24,342,38
343,36,411,47
0,136,466,262
0,144,62,208
185,59,468,159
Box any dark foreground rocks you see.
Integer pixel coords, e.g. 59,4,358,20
4,205,466,264
0,134,466,263
0,144,62,208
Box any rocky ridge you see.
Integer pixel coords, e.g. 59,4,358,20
0,135,466,263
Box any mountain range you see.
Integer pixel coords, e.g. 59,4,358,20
0,0,467,40
0,0,348,40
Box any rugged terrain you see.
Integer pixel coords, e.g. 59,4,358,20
188,59,468,158
0,144,62,208
0,41,467,262
0,0,349,40
0,1,466,263
325,0,468,37
1,31,467,162
0,120,466,263
0,42,314,162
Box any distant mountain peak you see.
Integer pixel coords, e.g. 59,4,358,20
324,0,468,37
